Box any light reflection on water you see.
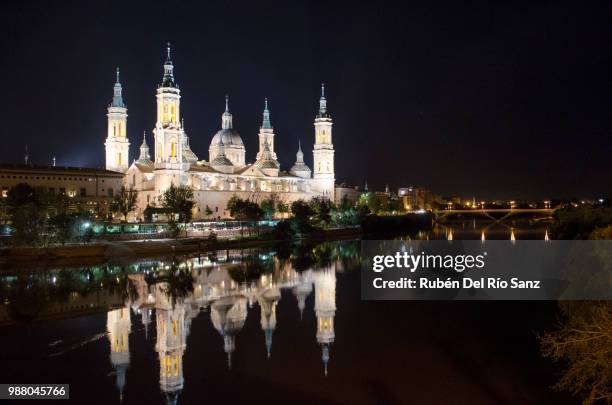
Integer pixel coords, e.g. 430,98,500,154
0,222,566,405
0,241,360,404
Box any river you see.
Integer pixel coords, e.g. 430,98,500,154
0,220,572,404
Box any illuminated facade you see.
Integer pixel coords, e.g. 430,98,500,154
108,44,335,220
105,68,130,173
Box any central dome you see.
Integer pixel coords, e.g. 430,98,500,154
210,129,244,148
209,96,246,166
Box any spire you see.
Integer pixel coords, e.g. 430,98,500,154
364,180,369,192
222,94,233,130
139,131,151,161
265,328,273,359
161,42,176,87
318,83,328,117
322,344,330,376
296,140,304,163
111,67,125,108
261,98,272,129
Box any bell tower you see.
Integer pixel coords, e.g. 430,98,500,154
105,68,130,173
313,84,335,200
256,98,278,161
153,43,195,193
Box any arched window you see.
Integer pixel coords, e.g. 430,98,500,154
163,103,169,122
171,142,176,158
171,104,176,122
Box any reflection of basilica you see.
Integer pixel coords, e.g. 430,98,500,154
107,306,131,402
105,251,339,404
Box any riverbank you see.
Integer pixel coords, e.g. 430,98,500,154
0,226,363,267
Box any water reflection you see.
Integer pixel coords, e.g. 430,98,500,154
111,244,347,404
0,242,358,404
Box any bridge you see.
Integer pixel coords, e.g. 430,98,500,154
433,208,555,224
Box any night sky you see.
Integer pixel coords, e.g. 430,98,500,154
1,0,611,199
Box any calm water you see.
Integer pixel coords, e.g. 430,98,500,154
0,220,572,405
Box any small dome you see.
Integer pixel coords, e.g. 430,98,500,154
210,129,244,148
255,159,280,169
211,154,233,167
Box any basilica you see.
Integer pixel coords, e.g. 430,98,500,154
104,44,335,220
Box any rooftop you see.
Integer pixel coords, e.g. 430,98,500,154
0,164,124,177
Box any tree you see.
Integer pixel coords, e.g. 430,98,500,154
309,197,332,227
290,200,313,234
227,196,264,236
277,200,289,217
205,205,213,219
110,186,137,222
260,194,280,220
6,183,46,246
539,302,612,404
161,184,195,237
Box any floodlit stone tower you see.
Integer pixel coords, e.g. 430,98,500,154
105,68,130,173
153,43,197,193
256,98,278,161
312,84,335,200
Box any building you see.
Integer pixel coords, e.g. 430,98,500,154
334,182,362,206
398,186,435,211
112,44,336,221
0,164,123,211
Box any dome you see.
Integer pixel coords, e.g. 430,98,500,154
211,154,233,167
255,159,280,169
210,129,244,149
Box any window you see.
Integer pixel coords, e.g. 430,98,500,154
107,188,114,198
80,188,86,197
1,187,7,198
48,187,55,195
215,206,218,212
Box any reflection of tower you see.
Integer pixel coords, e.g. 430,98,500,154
314,267,336,376
292,271,313,320
211,296,247,369
258,287,281,358
155,286,186,405
107,306,131,402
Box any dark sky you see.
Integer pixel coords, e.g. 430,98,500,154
1,0,611,199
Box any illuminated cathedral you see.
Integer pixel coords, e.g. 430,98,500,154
104,44,335,220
